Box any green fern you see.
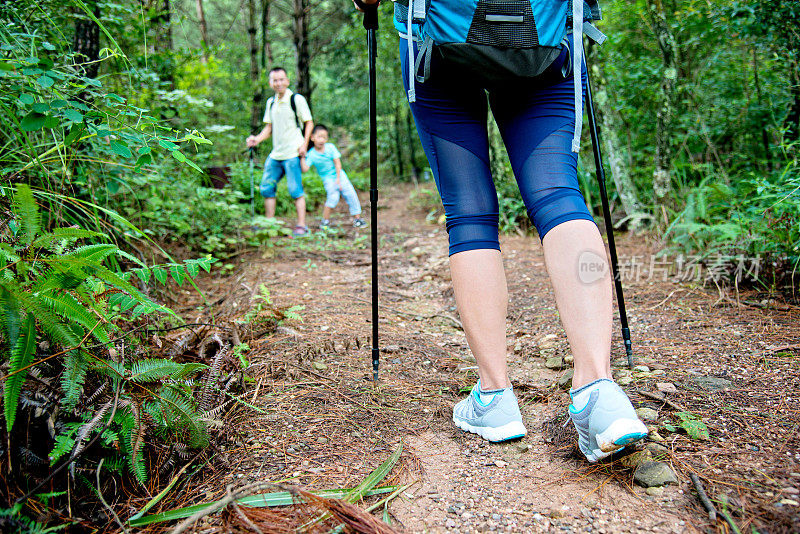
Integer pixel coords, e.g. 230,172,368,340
4,313,36,432
11,184,41,247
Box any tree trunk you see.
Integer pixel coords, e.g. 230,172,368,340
247,0,262,134
393,105,406,179
73,1,101,81
406,107,421,182
787,63,800,143
260,0,273,70
195,0,209,63
292,0,311,102
646,0,679,205
154,0,174,87
590,63,643,225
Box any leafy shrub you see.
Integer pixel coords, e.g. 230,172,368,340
0,184,217,487
665,155,800,287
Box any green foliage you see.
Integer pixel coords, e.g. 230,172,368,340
241,284,304,328
0,504,65,533
674,412,711,441
665,154,800,285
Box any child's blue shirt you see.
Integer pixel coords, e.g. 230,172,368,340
305,143,347,182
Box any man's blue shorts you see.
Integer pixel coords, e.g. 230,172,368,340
260,156,304,199
400,37,595,256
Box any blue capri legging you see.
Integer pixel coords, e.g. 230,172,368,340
401,38,594,256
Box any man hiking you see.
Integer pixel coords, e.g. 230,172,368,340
246,67,314,236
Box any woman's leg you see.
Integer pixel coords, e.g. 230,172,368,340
541,220,612,389
450,249,510,390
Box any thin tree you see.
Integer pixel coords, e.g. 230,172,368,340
260,0,273,70
248,0,262,133
292,0,311,102
195,0,209,63
646,0,679,205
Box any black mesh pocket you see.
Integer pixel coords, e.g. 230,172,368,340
466,0,539,48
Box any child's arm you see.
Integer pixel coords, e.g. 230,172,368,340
334,158,342,189
299,155,311,173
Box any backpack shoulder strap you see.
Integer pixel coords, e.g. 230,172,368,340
290,93,302,130
266,96,275,123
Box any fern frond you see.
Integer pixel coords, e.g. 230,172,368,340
127,359,182,383
31,268,85,294
4,313,36,432
129,401,146,480
31,227,105,249
0,285,22,349
11,184,41,246
49,423,80,465
160,386,208,448
0,243,21,263
61,350,88,409
39,292,110,344
72,398,113,458
199,343,227,412
171,362,208,379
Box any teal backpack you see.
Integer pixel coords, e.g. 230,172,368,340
393,0,606,152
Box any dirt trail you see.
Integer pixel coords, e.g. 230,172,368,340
172,184,799,533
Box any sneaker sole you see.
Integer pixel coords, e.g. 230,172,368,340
585,419,649,462
453,418,527,442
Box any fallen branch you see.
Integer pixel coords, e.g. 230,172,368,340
689,472,716,521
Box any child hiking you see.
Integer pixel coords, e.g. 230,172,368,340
246,67,314,237
356,0,648,463
300,125,366,229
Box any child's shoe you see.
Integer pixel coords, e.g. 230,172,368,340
453,381,527,442
319,219,330,229
353,217,367,228
568,378,648,462
292,225,309,237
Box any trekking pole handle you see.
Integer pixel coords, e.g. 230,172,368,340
354,0,379,30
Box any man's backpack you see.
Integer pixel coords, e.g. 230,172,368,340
396,0,606,152
265,93,303,130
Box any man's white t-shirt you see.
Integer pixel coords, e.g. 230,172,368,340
263,89,312,161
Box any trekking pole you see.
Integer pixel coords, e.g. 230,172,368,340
359,0,380,381
584,60,635,370
248,147,256,217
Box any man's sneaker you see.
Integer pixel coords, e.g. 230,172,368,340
319,219,330,229
353,217,367,228
292,225,309,237
568,378,648,463
453,381,527,442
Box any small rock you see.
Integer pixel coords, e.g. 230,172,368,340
494,459,508,467
619,450,652,469
651,369,666,376
691,376,732,391
645,442,669,458
636,408,659,421
462,512,474,520
646,487,664,496
317,437,328,444
783,487,799,495
557,369,574,389
391,358,402,364
383,344,401,353
617,376,633,386
656,382,678,394
538,334,559,349
778,499,799,506
647,428,665,442
491,514,502,521
545,356,564,370
634,365,651,372
564,354,574,364
633,461,679,487
445,518,457,528
312,361,328,371
516,443,532,453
